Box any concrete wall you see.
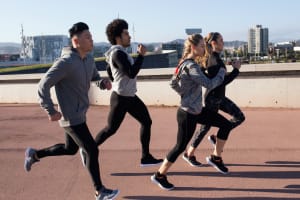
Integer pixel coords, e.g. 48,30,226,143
1,63,300,108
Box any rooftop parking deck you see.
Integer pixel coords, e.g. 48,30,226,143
0,104,299,199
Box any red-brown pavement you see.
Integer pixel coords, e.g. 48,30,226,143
0,104,299,200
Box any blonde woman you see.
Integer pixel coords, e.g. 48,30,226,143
183,32,244,169
151,34,232,190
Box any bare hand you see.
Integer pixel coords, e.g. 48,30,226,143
103,78,112,90
232,60,241,70
49,111,62,121
137,44,146,56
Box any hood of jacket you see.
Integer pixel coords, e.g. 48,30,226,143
104,45,126,62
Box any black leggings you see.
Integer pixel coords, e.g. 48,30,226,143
190,96,245,148
36,123,103,191
166,107,233,163
95,91,152,159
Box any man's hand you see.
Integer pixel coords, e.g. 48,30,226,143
137,44,146,56
232,59,241,70
49,111,62,121
102,78,112,90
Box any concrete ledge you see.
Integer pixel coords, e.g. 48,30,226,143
1,63,300,108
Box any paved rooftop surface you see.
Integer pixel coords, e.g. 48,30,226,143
0,104,299,200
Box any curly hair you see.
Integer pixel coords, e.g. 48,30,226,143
106,19,128,45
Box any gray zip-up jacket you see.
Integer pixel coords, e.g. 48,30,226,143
105,45,141,97
170,59,226,115
38,47,106,127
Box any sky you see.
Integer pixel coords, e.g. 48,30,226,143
1,0,300,44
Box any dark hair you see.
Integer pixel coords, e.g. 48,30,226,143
106,19,128,45
199,32,221,67
206,32,220,45
69,22,89,38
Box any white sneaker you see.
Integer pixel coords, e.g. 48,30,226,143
24,147,39,172
96,187,119,200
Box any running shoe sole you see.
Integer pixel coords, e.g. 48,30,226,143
96,190,120,200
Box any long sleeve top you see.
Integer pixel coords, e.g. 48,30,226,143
170,59,226,114
205,52,239,99
38,47,106,127
105,45,144,97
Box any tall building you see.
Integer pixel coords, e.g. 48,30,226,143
248,25,269,55
20,35,69,63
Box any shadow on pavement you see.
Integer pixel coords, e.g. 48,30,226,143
124,196,300,200
112,170,300,179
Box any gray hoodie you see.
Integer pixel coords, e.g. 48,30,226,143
170,59,226,115
105,45,137,97
38,47,105,127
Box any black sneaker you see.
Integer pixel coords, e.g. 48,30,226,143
151,172,174,190
140,154,163,167
206,155,228,174
208,135,216,146
182,153,202,167
96,186,119,200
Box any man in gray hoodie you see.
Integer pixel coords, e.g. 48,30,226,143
93,19,163,167
24,22,119,200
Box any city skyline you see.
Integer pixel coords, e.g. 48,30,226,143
1,0,300,44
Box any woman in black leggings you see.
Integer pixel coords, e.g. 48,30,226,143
184,32,245,167
151,34,236,190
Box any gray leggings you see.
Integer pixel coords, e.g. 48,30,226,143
190,95,245,148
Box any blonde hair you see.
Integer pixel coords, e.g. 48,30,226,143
180,34,203,62
198,32,221,67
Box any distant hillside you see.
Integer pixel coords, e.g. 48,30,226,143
0,43,21,54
